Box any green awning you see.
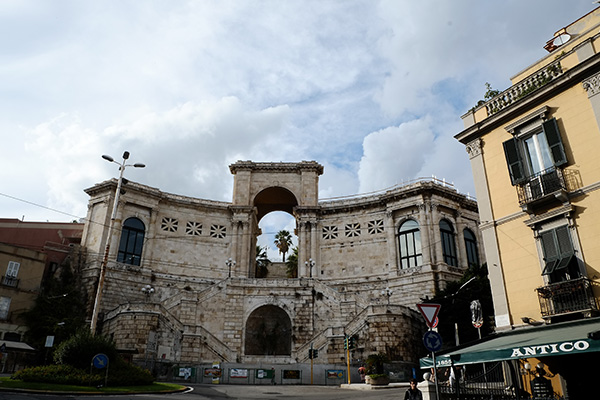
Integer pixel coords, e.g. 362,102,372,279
420,317,600,368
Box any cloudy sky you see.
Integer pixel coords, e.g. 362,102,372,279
1,0,595,258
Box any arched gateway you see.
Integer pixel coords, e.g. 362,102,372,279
228,161,323,278
81,160,482,382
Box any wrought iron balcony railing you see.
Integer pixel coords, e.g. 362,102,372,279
1,276,19,288
536,277,599,318
516,167,567,206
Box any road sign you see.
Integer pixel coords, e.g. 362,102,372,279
92,353,109,369
417,303,441,328
423,330,443,352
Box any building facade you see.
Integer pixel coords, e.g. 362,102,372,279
81,161,481,381
0,219,84,371
452,7,600,399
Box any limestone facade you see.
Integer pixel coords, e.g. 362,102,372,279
80,161,481,376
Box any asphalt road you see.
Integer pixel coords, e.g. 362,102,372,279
0,384,410,400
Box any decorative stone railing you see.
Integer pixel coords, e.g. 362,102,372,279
484,60,563,116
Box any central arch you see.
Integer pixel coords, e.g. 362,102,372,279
229,161,324,278
244,305,292,355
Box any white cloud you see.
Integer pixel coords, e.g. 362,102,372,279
0,0,596,222
358,119,435,193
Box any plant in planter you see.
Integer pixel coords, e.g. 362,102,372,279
365,353,390,385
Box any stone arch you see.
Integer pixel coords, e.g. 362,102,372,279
228,161,323,278
253,186,298,222
244,305,292,355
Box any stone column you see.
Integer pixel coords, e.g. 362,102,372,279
418,203,432,265
385,210,397,273
297,220,307,277
240,220,250,278
310,220,318,277
454,213,467,268
465,138,511,328
430,202,443,265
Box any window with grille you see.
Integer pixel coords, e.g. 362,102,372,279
398,220,422,269
0,297,11,321
117,217,145,266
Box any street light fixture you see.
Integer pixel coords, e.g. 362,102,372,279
226,258,236,278
90,151,145,334
305,258,316,278
141,284,155,296
381,287,393,305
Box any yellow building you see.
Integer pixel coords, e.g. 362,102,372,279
422,7,600,400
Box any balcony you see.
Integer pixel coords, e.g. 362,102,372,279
1,276,19,288
536,277,599,319
485,60,563,116
516,167,567,208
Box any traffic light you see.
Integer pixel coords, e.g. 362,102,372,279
344,336,349,350
349,336,356,350
308,349,319,359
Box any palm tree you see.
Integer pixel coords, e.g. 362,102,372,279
274,230,292,262
255,245,271,278
286,247,298,278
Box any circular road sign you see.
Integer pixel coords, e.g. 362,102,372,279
92,353,109,369
423,330,443,352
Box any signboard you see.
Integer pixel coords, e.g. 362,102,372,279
417,303,441,328
230,368,248,378
283,369,301,379
45,336,54,348
92,353,109,369
471,300,483,328
256,369,275,379
203,368,221,377
423,330,443,352
178,367,194,379
327,369,344,379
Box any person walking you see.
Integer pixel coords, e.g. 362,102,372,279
404,379,423,400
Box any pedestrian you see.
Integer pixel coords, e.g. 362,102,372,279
271,367,276,385
358,365,366,382
404,378,423,400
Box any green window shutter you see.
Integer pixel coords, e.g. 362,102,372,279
540,230,559,275
503,137,525,185
542,118,568,167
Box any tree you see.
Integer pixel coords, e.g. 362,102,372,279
286,247,298,278
274,230,292,262
21,254,88,364
255,245,271,278
426,263,494,351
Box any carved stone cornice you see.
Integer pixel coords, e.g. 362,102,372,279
582,72,600,97
465,138,483,159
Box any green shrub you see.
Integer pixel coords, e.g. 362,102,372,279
53,330,118,370
107,358,153,386
12,364,102,386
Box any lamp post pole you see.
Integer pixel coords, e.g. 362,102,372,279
226,258,236,278
90,151,145,334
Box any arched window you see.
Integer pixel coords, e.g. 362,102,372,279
398,220,422,269
440,220,457,267
463,228,479,267
117,217,145,266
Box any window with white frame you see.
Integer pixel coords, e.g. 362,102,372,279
6,261,19,277
398,219,422,269
503,117,567,185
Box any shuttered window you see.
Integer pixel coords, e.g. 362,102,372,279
540,225,579,282
502,118,568,185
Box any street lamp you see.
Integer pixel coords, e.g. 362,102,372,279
226,258,236,278
90,151,145,334
141,284,155,297
381,287,393,305
305,258,315,278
